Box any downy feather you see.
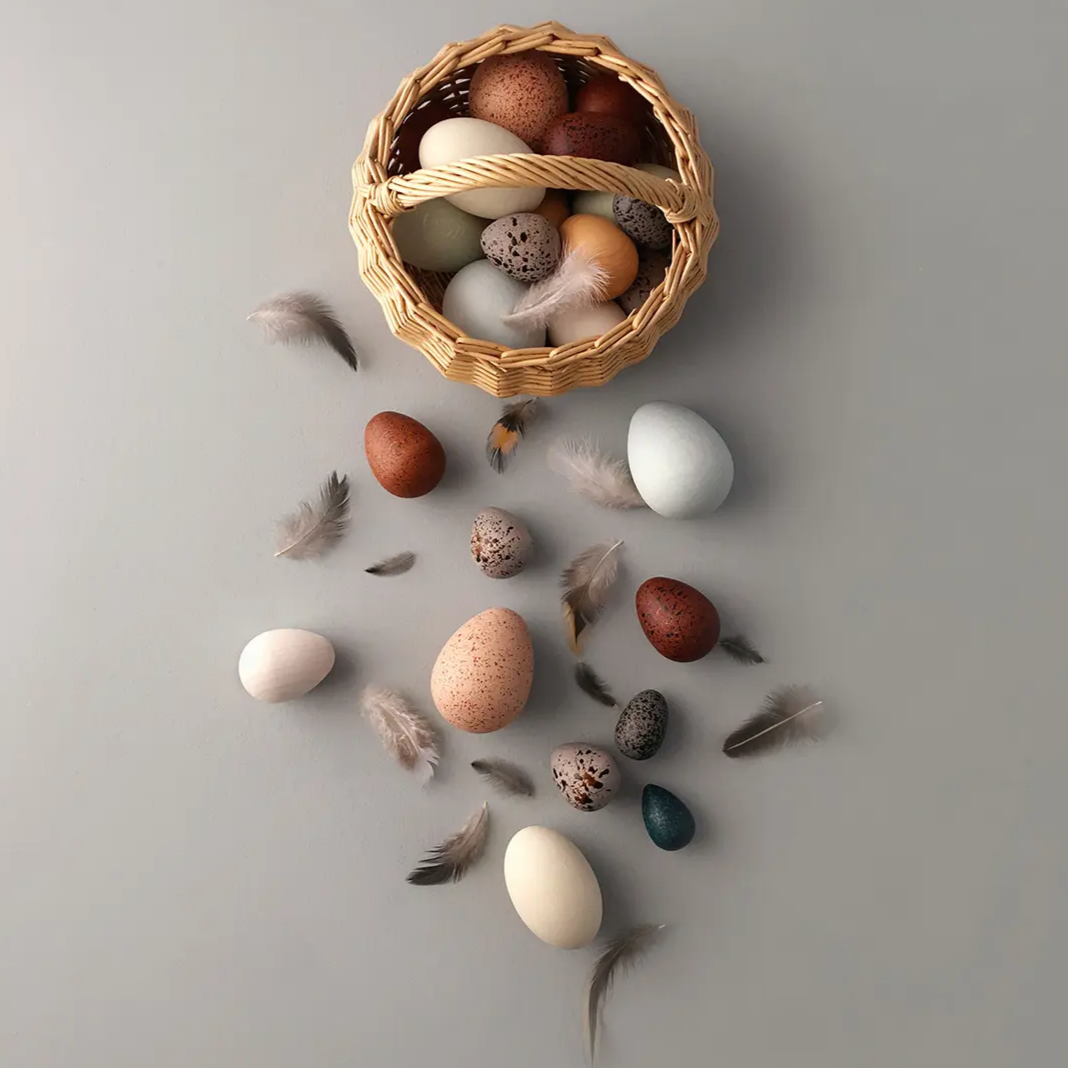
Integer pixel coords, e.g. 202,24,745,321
717,634,766,665
486,397,538,473
561,541,623,654
248,291,358,371
575,662,618,708
503,249,608,330
365,551,416,576
360,685,439,781
723,685,824,757
471,758,535,797
406,803,489,886
274,472,350,559
549,438,646,510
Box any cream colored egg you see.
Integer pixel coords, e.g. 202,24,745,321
572,190,616,221
504,826,603,949
238,629,335,703
548,301,627,346
430,607,534,732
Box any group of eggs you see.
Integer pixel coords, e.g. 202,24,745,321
390,51,677,348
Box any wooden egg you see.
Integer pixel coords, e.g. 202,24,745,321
559,214,638,299
238,629,335,703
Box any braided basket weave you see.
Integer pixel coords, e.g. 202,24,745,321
350,21,718,397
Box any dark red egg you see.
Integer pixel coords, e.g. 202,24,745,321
542,112,640,165
635,577,720,662
575,74,647,121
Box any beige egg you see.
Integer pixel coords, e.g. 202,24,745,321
238,629,335,703
430,607,534,732
548,301,627,346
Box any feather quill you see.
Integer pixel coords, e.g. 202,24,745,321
471,758,535,797
503,248,608,330
585,924,665,1062
575,662,618,708
274,472,350,559
717,634,766,665
360,685,439,781
561,541,624,654
365,551,415,576
486,397,538,473
549,438,646,510
406,803,489,886
723,685,824,757
248,291,358,371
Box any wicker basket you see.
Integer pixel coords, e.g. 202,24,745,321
350,21,718,397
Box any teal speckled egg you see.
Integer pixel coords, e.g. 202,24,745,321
642,784,695,850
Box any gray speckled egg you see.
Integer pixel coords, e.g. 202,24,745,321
480,212,561,283
618,249,671,314
613,194,672,250
551,743,619,812
470,507,533,579
614,689,668,760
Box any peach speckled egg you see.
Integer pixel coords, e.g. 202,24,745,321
431,608,534,732
364,411,446,498
469,52,568,152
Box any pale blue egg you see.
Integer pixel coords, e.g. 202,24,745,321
443,260,546,349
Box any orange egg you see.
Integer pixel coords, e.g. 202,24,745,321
560,214,639,299
534,190,570,229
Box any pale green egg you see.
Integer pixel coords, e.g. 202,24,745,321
442,260,545,349
391,198,486,273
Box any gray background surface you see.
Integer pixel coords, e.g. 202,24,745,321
3,2,1067,1066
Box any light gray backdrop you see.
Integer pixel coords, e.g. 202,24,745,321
3,2,1066,1066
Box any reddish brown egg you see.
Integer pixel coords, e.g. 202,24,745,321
365,411,446,498
542,113,640,165
575,74,647,121
469,51,568,151
635,577,721,662
534,189,571,229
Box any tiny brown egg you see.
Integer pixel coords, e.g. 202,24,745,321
364,411,446,498
575,74,648,120
635,577,721,662
480,212,561,283
560,214,639,299
543,113,640,165
534,190,570,229
469,52,568,151
619,249,671,314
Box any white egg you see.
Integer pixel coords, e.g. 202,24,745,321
443,261,545,349
238,629,335,703
503,826,603,949
391,198,486,272
547,301,627,346
419,117,545,219
627,401,734,518
571,190,615,221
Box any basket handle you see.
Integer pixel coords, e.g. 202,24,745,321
358,154,705,225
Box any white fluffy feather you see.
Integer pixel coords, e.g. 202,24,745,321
503,249,609,330
548,437,647,509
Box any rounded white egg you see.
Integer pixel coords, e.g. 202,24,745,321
443,260,545,349
547,301,627,346
419,117,545,219
627,401,734,517
238,628,335,703
503,826,603,949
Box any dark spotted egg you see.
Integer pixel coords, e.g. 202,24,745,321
615,689,668,759
480,212,561,283
551,743,619,812
619,249,671,314
470,507,533,579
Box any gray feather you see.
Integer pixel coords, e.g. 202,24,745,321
471,758,534,797
406,804,489,886
575,662,618,707
717,634,765,665
365,551,416,576
561,541,623,654
723,686,824,757
248,291,358,371
360,685,439,781
274,472,350,559
548,438,646,509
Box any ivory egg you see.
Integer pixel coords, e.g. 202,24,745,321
443,260,545,349
571,191,616,222
238,629,335,703
547,301,627,346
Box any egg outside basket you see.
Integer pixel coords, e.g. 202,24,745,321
350,21,718,397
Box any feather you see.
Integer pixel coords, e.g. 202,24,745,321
471,758,535,797
575,662,618,708
561,541,623,654
502,248,608,330
717,634,765,665
406,803,489,886
248,291,358,372
723,685,824,757
365,551,415,576
486,397,538,473
360,685,439,782
549,438,646,510
274,472,350,559
585,924,665,1062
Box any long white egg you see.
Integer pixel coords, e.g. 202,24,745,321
238,629,335,703
503,826,603,949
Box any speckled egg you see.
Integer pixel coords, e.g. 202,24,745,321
551,743,619,812
431,608,534,733
364,411,446,498
470,507,533,579
619,249,670,314
635,577,721,662
543,112,641,165
612,164,678,250
469,52,568,151
615,689,668,760
642,784,696,850
480,213,561,283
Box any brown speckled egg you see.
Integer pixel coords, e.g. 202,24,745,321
575,74,648,121
551,744,619,811
471,507,533,579
619,249,671,313
364,411,446,498
543,113,641,165
469,52,568,151
481,212,561,283
431,608,534,733
635,577,721,662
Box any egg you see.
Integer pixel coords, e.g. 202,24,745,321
442,260,546,349
612,163,678,250
364,411,446,497
390,98,457,174
543,112,641,165
468,52,568,151
504,826,603,948
534,190,570,229
642,785,696,851
615,689,669,760
619,249,670,314
238,629,335,703
571,190,616,222
560,214,638,299
550,743,620,812
419,118,545,218
575,74,648,120
431,607,534,732
470,507,533,578
391,198,486,272
636,577,721,662
547,301,627,346
627,401,734,517
480,212,561,283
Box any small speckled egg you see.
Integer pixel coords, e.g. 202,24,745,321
470,507,533,579
431,608,534,733
481,213,561,283
560,215,638,299
613,164,678,251
642,784,696,850
635,577,721,662
442,260,546,349
547,301,627,347
551,743,620,812
571,191,616,222
469,52,568,151
619,249,671,314
364,411,446,498
615,689,668,760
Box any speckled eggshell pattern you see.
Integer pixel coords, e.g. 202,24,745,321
468,52,569,151
543,112,641,165
613,196,673,250
364,411,446,498
615,689,668,759
619,249,671,314
431,607,534,733
551,743,620,811
480,213,561,283
470,507,533,579
635,577,721,662
642,784,696,851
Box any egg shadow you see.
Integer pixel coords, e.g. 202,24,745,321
434,428,477,494
571,833,646,933
313,643,358,701
521,619,574,730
